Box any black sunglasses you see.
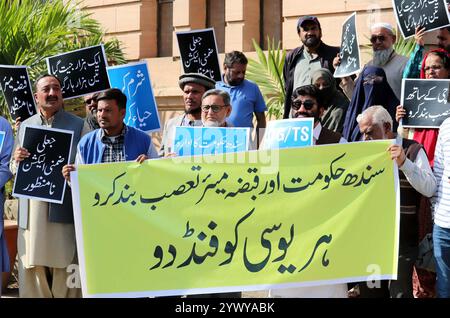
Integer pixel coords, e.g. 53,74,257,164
201,104,228,113
84,98,97,105
291,99,315,110
370,35,386,44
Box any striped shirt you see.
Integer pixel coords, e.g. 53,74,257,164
433,117,450,229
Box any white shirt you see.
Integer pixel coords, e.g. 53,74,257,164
396,136,436,198
433,118,450,228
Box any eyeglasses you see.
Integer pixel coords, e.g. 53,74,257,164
424,64,443,73
291,99,315,110
201,104,228,113
370,35,386,44
84,98,97,105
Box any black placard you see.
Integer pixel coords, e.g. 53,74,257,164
334,12,361,78
393,0,450,38
46,45,110,99
13,125,73,204
401,78,450,128
0,65,37,120
176,28,222,81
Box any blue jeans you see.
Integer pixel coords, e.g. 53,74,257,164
433,224,450,298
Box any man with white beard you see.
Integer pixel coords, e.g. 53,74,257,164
188,88,241,299
334,23,408,100
201,89,233,128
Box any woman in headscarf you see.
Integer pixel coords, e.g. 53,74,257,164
397,49,450,167
342,66,399,141
311,68,349,134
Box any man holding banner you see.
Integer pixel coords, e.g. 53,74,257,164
159,73,216,156
357,106,436,298
62,88,158,180
270,84,347,298
185,89,242,298
12,74,84,298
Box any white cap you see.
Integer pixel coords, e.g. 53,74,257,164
371,22,395,35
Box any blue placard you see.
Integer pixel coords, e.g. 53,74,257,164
173,126,250,156
262,118,314,149
107,62,161,132
0,131,5,154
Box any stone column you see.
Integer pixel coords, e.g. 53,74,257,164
225,0,260,53
172,0,207,56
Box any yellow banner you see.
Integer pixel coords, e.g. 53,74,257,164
72,141,399,297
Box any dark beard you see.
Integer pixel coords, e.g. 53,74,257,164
293,111,320,123
303,36,320,48
226,73,243,86
185,106,201,115
227,79,243,86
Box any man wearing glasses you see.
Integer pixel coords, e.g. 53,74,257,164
201,89,232,128
290,85,345,145
335,23,408,100
82,92,100,134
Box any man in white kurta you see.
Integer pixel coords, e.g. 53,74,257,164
12,75,83,298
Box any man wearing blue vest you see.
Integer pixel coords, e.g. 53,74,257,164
62,88,157,181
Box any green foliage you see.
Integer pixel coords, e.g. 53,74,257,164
392,28,417,58
246,38,286,120
0,0,126,121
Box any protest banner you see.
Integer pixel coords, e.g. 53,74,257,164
261,118,314,150
400,78,450,128
47,44,110,99
174,126,250,156
176,28,222,81
107,61,161,132
13,125,73,204
393,0,450,38
72,141,399,297
334,12,361,78
0,65,37,120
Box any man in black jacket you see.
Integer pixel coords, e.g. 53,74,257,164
283,16,339,119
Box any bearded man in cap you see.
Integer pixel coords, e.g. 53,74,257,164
283,15,340,119
335,22,408,100
159,73,216,156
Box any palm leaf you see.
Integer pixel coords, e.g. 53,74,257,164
0,0,126,121
246,37,286,119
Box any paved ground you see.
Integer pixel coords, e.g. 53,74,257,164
1,287,268,299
